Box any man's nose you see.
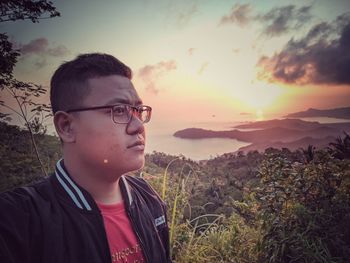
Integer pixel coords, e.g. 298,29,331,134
126,113,145,135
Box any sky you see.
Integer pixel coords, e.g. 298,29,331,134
1,0,350,130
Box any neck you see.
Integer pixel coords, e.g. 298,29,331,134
88,180,123,204
62,154,124,205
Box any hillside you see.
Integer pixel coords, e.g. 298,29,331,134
0,121,61,191
238,136,336,152
233,118,322,130
174,119,350,152
284,107,350,119
1,120,350,262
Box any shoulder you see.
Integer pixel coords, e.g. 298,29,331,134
0,178,54,262
0,176,52,214
0,177,56,241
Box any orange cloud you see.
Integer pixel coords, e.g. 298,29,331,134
138,60,177,94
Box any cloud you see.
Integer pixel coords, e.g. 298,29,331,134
219,4,312,37
198,62,208,75
48,45,70,57
20,38,49,55
34,57,47,68
257,5,312,37
188,48,196,56
19,37,69,57
15,37,70,68
257,13,350,85
138,60,177,94
165,2,198,28
177,3,197,27
232,48,240,54
219,4,252,27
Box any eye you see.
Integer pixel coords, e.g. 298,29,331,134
112,105,127,116
136,107,143,114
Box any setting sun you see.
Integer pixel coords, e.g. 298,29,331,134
234,82,284,110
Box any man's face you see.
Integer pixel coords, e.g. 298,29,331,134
71,75,146,178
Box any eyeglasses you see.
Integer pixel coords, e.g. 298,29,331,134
66,104,152,124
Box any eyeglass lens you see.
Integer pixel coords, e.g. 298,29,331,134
112,105,151,124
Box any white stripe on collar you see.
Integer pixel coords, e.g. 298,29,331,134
56,159,92,211
121,176,133,205
55,171,83,209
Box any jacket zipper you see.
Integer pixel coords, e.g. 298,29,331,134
97,211,113,263
126,208,151,263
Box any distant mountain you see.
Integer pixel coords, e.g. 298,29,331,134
174,125,347,143
284,107,350,119
233,118,350,130
238,136,336,152
233,118,320,130
173,119,350,153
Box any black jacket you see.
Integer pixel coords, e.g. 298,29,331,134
0,160,171,263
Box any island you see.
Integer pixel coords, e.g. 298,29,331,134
173,117,350,152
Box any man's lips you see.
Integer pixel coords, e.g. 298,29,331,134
127,140,145,149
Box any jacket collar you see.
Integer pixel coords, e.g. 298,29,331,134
54,159,92,211
53,159,133,211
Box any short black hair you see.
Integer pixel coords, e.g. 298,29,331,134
50,53,132,113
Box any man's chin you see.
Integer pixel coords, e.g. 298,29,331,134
125,156,145,173
133,157,145,171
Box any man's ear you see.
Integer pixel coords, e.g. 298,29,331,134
54,111,76,143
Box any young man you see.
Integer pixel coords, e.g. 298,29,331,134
0,53,171,263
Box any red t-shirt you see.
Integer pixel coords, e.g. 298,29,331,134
97,202,146,263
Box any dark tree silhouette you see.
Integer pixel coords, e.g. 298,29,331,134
0,0,59,23
329,132,350,160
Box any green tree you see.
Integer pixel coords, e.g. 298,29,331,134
0,121,61,192
257,150,350,262
329,132,350,160
0,0,60,176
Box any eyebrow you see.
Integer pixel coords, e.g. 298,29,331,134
104,98,143,106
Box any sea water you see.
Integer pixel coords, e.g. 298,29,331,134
145,121,250,161
145,117,350,161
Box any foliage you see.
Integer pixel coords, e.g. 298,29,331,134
146,153,260,263
0,0,60,23
256,150,350,262
0,0,59,176
145,138,350,263
1,122,350,262
0,33,19,81
329,132,350,160
172,214,259,263
0,121,60,192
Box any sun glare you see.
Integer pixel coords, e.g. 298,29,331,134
236,82,284,110
256,109,264,121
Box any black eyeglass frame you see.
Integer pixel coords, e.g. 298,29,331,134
66,104,152,124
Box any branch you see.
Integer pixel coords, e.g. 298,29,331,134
0,16,56,22
27,111,38,122
5,86,16,97
23,102,28,118
13,92,29,123
0,103,23,118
